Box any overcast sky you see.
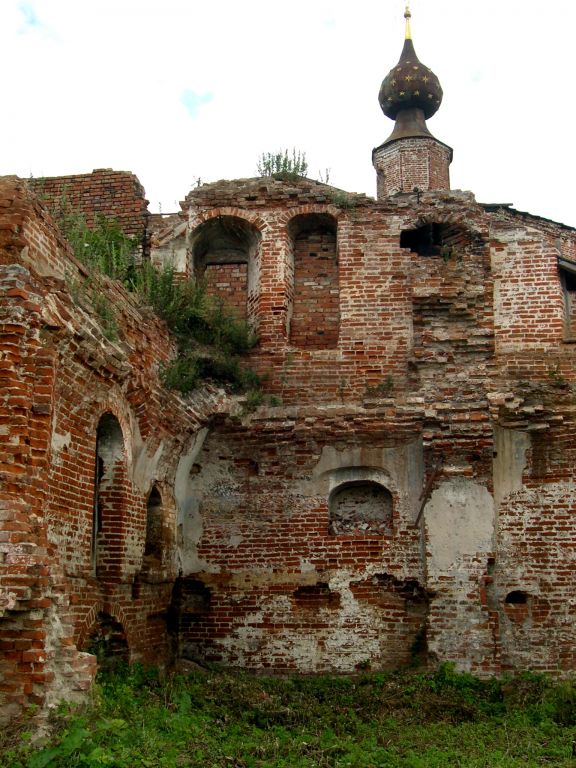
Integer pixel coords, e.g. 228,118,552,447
1,1,574,225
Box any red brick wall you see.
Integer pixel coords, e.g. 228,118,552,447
178,425,425,672
28,169,149,243
290,227,339,348
204,263,248,320
4,170,576,729
373,137,452,198
0,177,226,728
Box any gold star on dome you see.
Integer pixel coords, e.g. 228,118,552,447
405,74,413,82
391,79,397,86
414,90,420,96
413,65,419,70
422,75,429,83
399,91,406,96
397,67,402,72
427,93,433,98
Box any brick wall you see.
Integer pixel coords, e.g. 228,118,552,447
373,137,452,198
0,176,227,728
28,169,149,246
203,263,248,320
290,224,339,348
3,168,576,730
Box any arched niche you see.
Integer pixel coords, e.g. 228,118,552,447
329,479,393,535
288,213,339,348
190,216,262,324
144,485,163,561
93,413,127,580
83,611,129,671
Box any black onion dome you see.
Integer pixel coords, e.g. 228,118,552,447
379,36,443,121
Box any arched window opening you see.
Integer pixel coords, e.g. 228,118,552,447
329,481,393,535
288,213,339,348
84,612,129,671
401,222,474,259
93,413,126,579
191,216,261,323
144,485,163,561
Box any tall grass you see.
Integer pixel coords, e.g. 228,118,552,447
4,665,576,767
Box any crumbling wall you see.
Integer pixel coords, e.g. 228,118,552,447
0,177,226,727
28,169,149,246
177,427,428,672
4,169,576,729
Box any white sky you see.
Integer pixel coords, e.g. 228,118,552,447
1,1,574,226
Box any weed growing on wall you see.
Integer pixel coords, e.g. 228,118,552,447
135,263,259,394
55,207,260,395
53,205,138,282
257,149,309,181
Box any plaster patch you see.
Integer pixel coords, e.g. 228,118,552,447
425,478,494,574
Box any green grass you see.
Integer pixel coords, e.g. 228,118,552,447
3,665,576,767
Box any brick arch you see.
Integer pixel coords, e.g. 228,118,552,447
189,213,263,325
93,411,132,581
188,206,268,235
323,466,399,532
92,400,133,468
278,203,343,227
76,601,133,659
400,211,490,260
329,480,393,536
75,600,130,648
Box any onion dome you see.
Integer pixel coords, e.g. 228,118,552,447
378,5,443,122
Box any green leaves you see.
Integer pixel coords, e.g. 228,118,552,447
6,666,576,768
256,149,308,180
54,205,138,282
52,202,260,395
135,263,259,394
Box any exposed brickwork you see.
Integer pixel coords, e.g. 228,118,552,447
290,225,339,348
28,169,149,247
373,137,452,198
0,177,227,728
2,156,576,733
204,263,248,320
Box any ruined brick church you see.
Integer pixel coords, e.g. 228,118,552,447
2,8,576,727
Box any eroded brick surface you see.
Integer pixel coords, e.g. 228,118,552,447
2,168,576,730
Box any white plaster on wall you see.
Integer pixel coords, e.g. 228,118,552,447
50,430,71,454
493,426,529,508
175,428,218,573
425,478,494,574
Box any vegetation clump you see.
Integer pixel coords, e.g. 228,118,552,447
53,205,259,396
257,149,308,181
4,664,576,767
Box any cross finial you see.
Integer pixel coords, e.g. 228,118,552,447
404,3,412,40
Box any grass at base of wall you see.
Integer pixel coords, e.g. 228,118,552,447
3,664,576,767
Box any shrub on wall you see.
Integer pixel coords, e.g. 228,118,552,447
53,205,259,395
